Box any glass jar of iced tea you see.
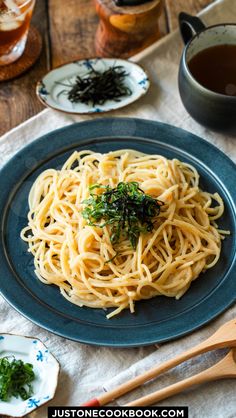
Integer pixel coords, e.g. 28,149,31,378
0,0,35,65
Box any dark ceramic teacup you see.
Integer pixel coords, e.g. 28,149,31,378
178,12,236,134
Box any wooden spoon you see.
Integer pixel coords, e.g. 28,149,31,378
82,318,236,406
126,348,236,406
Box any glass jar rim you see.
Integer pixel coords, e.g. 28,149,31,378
2,0,33,8
0,0,34,21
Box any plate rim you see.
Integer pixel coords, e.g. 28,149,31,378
0,118,236,347
36,57,150,115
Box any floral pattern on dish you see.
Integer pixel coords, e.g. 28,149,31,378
0,334,60,417
36,57,150,114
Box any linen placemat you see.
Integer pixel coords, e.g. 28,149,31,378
0,0,235,417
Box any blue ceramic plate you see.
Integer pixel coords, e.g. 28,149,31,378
0,118,235,347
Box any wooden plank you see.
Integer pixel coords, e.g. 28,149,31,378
165,0,214,31
0,0,50,136
49,0,99,68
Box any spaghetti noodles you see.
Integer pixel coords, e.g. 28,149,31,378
21,150,227,318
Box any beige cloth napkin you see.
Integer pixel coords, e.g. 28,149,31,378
0,0,236,417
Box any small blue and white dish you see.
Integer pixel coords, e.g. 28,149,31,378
0,334,60,417
36,57,150,114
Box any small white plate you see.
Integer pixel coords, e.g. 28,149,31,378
36,58,150,114
0,334,60,417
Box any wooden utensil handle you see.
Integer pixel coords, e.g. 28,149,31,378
82,318,236,406
96,322,236,405
126,350,235,406
96,339,213,405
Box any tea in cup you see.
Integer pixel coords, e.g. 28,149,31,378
178,13,236,134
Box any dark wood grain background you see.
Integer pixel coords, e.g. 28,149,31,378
0,0,213,136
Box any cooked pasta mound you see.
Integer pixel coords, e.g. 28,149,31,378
21,149,227,318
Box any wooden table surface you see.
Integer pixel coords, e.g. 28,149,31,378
0,0,214,136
